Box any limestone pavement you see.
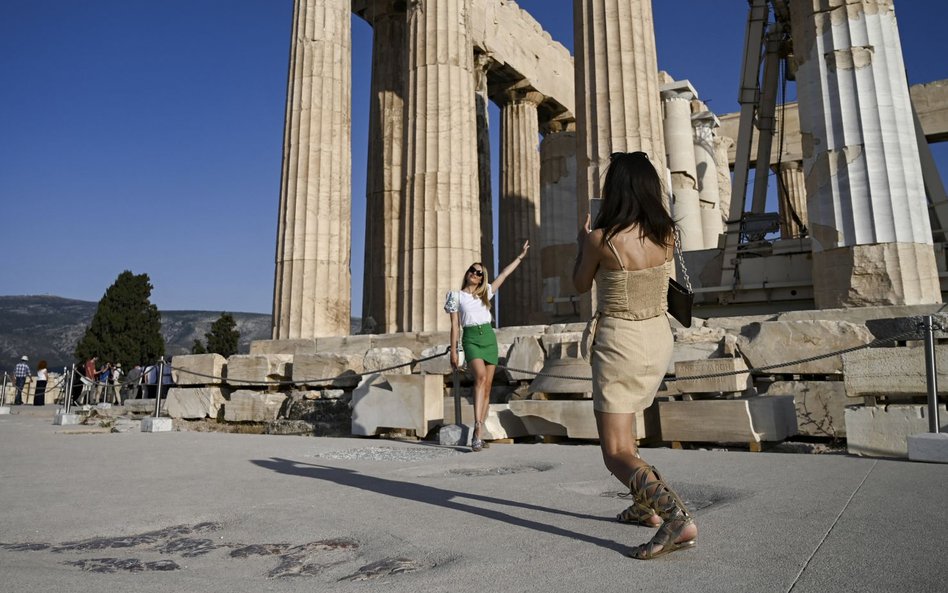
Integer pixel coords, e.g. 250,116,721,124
1,408,946,593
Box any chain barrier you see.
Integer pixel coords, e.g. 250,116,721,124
166,348,451,386
38,317,942,393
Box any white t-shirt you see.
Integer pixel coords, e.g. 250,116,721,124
444,285,494,327
37,368,48,381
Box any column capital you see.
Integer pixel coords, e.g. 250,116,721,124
660,80,698,102
777,159,803,172
542,117,576,135
500,87,544,108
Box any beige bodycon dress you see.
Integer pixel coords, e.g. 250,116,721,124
590,240,674,414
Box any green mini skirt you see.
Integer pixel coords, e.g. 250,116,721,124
462,323,499,365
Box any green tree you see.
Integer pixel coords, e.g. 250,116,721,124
204,313,239,357
190,339,207,354
74,271,165,368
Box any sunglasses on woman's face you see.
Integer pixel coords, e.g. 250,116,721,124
467,267,484,277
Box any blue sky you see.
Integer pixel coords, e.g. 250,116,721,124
1,1,946,315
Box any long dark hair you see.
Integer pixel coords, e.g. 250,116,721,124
594,152,675,248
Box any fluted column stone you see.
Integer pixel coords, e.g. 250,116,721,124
661,83,703,251
789,0,940,306
539,124,579,321
499,90,543,326
474,52,495,270
713,134,734,228
362,1,407,334
776,160,807,239
273,0,351,339
400,0,481,332
692,108,723,249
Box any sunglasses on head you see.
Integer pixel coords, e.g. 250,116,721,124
467,267,484,277
610,151,649,161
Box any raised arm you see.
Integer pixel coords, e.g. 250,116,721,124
491,240,530,293
573,216,601,294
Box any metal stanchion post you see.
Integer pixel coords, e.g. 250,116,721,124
1,373,7,406
924,315,941,434
61,367,68,410
452,369,461,427
153,358,164,418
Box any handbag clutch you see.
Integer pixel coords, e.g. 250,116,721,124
667,227,694,327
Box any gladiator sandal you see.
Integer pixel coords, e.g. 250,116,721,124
626,465,696,560
616,499,659,527
471,421,489,452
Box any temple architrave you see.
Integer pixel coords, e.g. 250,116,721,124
272,0,947,339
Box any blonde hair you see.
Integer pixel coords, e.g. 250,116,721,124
460,262,491,310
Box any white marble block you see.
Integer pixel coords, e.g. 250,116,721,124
165,387,226,420
223,390,287,423
226,354,291,386
171,354,227,386
351,373,443,437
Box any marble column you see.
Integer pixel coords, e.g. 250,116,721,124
499,89,543,327
272,0,351,339
474,52,495,270
400,0,481,332
362,1,407,334
539,123,579,320
573,0,666,316
789,0,940,306
692,108,723,249
661,82,703,251
775,161,807,239
713,134,734,229
573,0,666,219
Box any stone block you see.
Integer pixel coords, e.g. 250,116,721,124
842,346,948,397
250,338,317,356
545,322,588,334
292,353,364,387
171,354,227,386
508,399,638,440
703,314,776,333
0,406,9,415
667,342,721,374
225,355,292,386
494,325,547,345
442,400,528,440
659,395,797,443
123,399,159,414
315,335,375,355
674,358,751,394
351,374,443,437
414,345,456,375
141,417,173,433
437,424,472,446
165,387,226,420
778,304,944,324
539,332,585,348
53,413,80,425
363,347,414,375
224,390,287,422
907,432,948,463
737,320,874,375
672,326,727,344
863,314,948,342
762,381,848,438
505,336,545,381
845,404,948,458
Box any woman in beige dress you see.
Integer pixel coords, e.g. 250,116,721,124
573,151,697,559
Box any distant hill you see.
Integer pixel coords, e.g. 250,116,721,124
0,295,275,373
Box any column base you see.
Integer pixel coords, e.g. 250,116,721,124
812,243,941,308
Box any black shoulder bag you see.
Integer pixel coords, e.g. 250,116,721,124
666,227,694,327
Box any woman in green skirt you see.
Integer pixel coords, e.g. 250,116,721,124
445,240,530,451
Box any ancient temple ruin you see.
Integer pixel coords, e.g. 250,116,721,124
271,0,948,340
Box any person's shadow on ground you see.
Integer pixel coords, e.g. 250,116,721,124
251,457,633,555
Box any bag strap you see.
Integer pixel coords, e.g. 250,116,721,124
673,227,693,292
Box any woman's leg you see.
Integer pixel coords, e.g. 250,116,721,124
468,358,489,434
595,411,660,526
595,410,698,556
